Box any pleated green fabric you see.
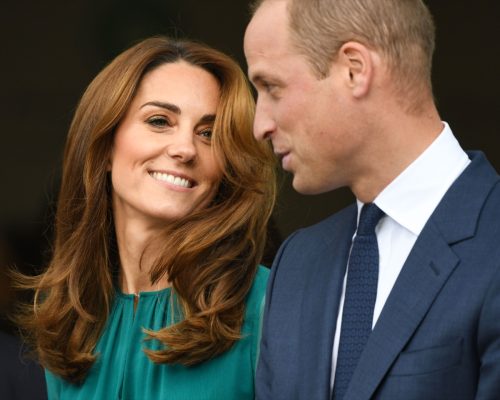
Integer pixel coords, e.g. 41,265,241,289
46,266,269,400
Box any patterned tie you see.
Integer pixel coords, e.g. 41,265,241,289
332,203,385,399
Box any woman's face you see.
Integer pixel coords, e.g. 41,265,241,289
109,61,223,228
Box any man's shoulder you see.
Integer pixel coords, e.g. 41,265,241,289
434,151,500,223
272,203,357,266
286,202,357,244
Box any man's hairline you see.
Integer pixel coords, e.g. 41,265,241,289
249,0,327,79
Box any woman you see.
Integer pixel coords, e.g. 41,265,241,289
19,36,276,399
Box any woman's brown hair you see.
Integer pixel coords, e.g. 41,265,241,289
17,36,276,383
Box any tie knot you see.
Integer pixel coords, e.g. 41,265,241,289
357,203,384,235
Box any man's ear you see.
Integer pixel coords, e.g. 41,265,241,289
335,41,376,98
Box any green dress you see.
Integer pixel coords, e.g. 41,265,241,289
45,266,269,400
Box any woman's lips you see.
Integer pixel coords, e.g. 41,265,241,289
149,171,195,188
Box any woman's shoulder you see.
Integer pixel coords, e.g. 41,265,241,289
244,265,270,320
248,265,270,300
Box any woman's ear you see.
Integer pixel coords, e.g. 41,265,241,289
336,41,376,98
107,149,113,172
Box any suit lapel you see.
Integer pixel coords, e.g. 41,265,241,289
344,221,459,399
345,151,499,399
297,205,357,399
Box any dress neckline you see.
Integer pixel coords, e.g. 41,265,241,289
114,286,171,299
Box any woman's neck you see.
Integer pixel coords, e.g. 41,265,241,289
114,215,170,295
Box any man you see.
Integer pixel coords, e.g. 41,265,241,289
0,238,47,399
244,0,500,399
0,330,47,400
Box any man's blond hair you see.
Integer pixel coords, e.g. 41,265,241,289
251,0,436,110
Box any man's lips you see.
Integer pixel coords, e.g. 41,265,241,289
274,148,289,159
274,150,291,170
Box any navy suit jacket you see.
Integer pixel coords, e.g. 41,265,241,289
256,152,500,400
0,330,47,400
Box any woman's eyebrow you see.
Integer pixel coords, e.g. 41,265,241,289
140,101,181,114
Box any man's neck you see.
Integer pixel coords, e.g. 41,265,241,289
352,104,443,203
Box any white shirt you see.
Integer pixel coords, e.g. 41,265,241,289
330,122,470,390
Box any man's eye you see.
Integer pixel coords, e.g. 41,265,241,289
198,128,213,140
147,116,171,128
262,82,279,97
264,83,274,91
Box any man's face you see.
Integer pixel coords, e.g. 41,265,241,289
244,0,365,195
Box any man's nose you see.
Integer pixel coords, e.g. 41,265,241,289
253,99,276,141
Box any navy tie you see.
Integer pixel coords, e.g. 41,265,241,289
332,203,384,399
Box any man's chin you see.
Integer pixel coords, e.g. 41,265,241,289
292,176,321,195
292,174,340,195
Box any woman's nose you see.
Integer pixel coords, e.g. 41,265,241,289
165,131,197,163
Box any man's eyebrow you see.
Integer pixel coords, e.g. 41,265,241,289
140,101,181,114
250,72,282,88
250,73,265,84
198,114,216,125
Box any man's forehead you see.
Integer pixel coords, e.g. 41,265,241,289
245,36,294,85
244,0,292,58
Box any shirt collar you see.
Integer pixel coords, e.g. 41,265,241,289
358,122,470,235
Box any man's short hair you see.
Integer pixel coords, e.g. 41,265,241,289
251,0,436,108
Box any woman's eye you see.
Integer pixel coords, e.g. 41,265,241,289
199,128,213,140
147,116,170,128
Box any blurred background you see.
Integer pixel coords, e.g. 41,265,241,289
0,0,499,332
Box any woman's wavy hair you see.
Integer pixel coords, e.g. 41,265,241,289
17,36,276,383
